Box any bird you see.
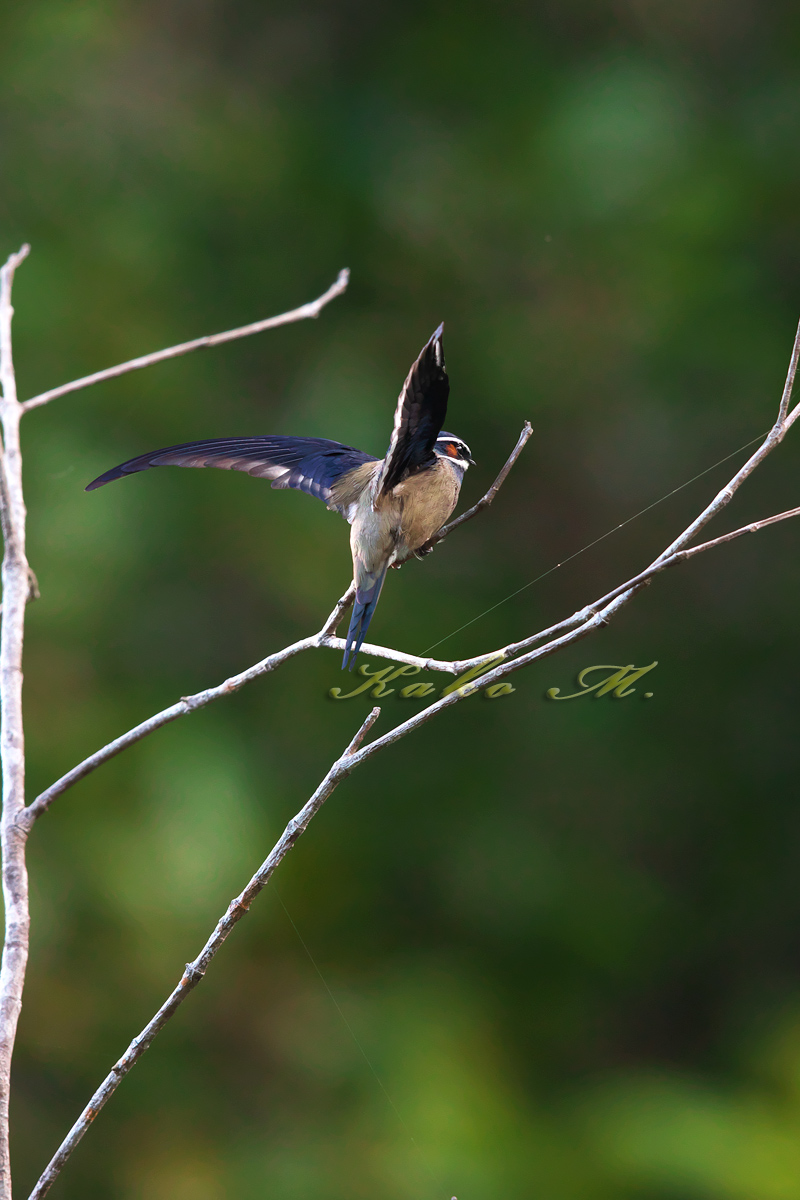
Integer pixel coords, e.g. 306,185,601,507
86,324,474,669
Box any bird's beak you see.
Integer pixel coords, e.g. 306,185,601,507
467,453,476,466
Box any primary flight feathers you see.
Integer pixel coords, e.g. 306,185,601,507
86,435,378,509
87,325,473,668
377,321,448,493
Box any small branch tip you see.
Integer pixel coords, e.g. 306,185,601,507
22,267,350,411
343,706,381,757
22,311,800,1200
3,244,30,271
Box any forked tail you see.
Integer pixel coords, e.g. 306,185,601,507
342,564,389,670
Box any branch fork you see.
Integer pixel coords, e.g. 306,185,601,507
1,243,800,1199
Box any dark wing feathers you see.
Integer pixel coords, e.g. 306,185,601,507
85,436,378,506
87,327,447,502
377,324,449,495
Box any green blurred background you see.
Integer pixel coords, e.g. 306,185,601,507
4,0,800,1196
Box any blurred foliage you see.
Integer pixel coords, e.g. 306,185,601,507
3,0,800,1195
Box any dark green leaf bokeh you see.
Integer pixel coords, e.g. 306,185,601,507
4,1,800,1196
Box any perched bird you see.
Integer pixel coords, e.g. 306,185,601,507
86,325,474,669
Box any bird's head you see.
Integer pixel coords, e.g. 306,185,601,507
435,433,475,471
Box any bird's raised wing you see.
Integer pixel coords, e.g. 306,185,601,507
377,324,449,495
85,436,378,510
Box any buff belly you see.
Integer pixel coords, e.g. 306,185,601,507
342,458,462,574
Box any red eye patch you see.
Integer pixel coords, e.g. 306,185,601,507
445,443,459,457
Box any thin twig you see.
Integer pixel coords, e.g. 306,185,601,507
450,327,800,671
23,396,800,827
21,269,350,412
778,317,800,423
19,269,800,1200
654,315,800,562
22,423,537,823
563,503,800,611
20,598,455,827
419,420,533,551
319,583,355,636
25,579,649,1200
30,574,654,1200
27,707,380,1200
446,500,800,674
0,245,32,1200
21,633,320,826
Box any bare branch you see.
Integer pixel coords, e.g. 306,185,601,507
0,245,32,1200
333,587,651,778
21,560,652,1199
29,488,800,1194
0,256,529,1197
26,568,661,1194
319,583,354,637
24,298,800,1199
20,269,350,413
21,633,319,826
449,325,800,672
779,316,800,423
655,315,800,562
689,503,800,549
20,614,457,827
342,706,381,754
0,247,30,410
449,495,800,676
563,502,800,611
460,496,800,681
23,381,800,829
27,707,381,1200
22,421,536,824
318,637,460,675
419,420,533,552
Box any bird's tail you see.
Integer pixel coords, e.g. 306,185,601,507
342,563,389,671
